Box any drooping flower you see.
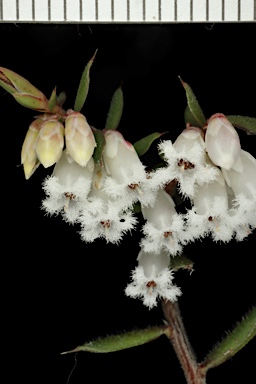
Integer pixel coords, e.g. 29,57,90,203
79,165,137,243
102,130,158,208
185,173,236,242
125,249,182,309
156,128,219,198
21,119,42,179
65,110,96,167
205,113,241,170
140,188,185,255
42,150,94,223
35,118,64,168
222,149,256,239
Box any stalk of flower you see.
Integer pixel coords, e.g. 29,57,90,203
156,127,220,198
140,188,185,255
35,117,64,168
42,150,94,223
21,118,42,179
125,249,182,309
79,165,137,243
65,110,97,167
102,130,158,209
205,113,241,170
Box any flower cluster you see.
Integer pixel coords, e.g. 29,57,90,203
21,111,256,309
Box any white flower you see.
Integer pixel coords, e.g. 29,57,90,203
205,113,241,170
125,250,182,310
140,189,185,255
157,128,219,198
102,130,158,209
79,165,137,243
185,173,236,242
42,150,94,223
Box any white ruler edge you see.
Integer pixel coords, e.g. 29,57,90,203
0,0,255,23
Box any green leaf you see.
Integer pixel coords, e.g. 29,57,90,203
74,50,97,112
61,326,168,355
12,93,48,111
179,77,206,128
133,132,167,157
92,128,106,165
169,254,194,273
184,105,204,128
227,115,256,135
200,306,256,373
105,85,124,130
48,87,57,112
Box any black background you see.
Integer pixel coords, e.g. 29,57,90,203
1,23,256,384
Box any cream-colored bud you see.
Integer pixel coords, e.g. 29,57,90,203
35,119,64,168
205,114,241,170
65,111,96,167
21,119,42,179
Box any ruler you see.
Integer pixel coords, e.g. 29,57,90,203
0,0,255,22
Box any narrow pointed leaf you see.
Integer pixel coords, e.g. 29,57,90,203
74,50,97,112
200,306,256,373
92,128,106,165
12,93,48,111
133,132,168,157
184,105,203,128
61,325,168,355
227,115,256,135
169,254,194,273
105,86,124,130
179,77,206,128
48,87,57,112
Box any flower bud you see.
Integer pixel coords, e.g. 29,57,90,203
103,130,144,182
35,119,64,168
21,119,42,179
205,113,241,170
65,110,96,167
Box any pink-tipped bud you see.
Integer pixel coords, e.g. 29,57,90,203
21,119,42,179
65,111,96,167
205,113,241,170
35,119,64,168
102,130,143,181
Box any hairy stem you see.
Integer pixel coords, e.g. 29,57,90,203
162,300,206,384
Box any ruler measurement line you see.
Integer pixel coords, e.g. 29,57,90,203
238,0,240,21
95,0,98,21
0,0,2,20
48,0,51,21
255,0,256,20
174,0,177,21
222,0,225,21
127,0,130,21
80,0,82,21
16,0,19,20
190,0,193,21
206,0,209,21
111,0,114,21
158,0,161,21
32,0,35,20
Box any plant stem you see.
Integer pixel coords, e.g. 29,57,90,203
162,300,206,384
